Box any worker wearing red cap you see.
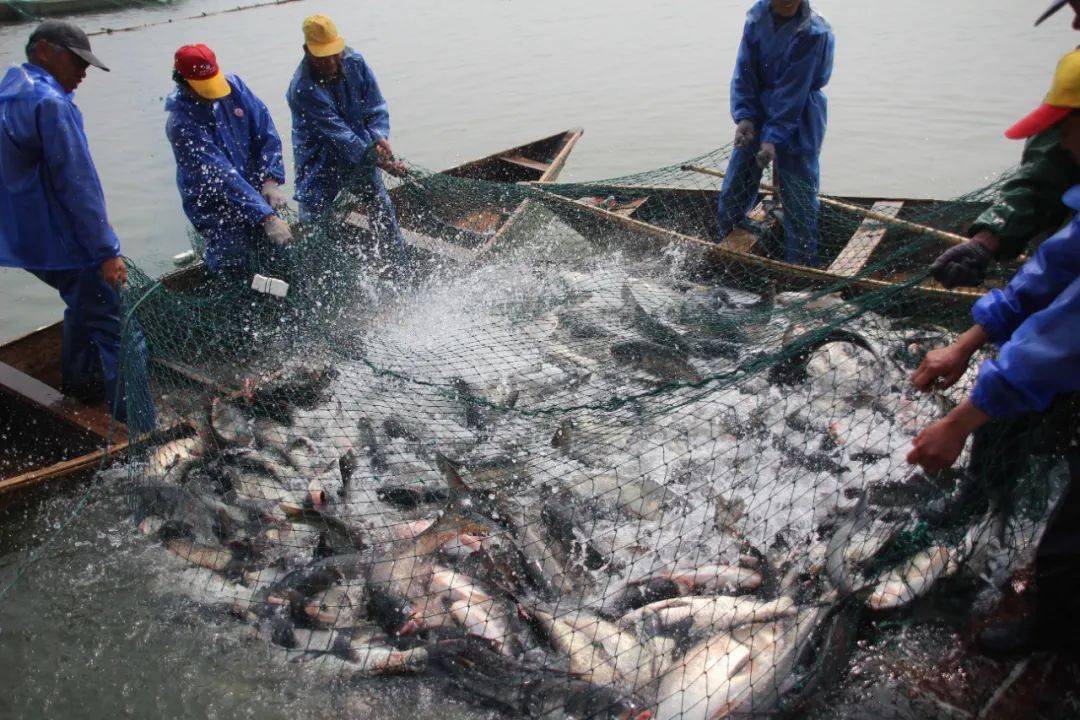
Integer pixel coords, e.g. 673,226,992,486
165,44,290,277
910,50,1080,655
930,9,1080,288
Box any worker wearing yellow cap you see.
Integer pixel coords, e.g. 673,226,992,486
931,46,1080,289
165,44,291,277
286,14,408,272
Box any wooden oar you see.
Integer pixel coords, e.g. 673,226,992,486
681,164,968,247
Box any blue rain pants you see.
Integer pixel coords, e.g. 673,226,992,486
29,267,155,433
716,143,821,267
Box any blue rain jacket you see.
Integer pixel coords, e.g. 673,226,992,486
971,186,1080,418
287,48,391,207
730,0,834,156
0,63,119,270
165,74,285,271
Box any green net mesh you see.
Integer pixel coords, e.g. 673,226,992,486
111,143,1074,719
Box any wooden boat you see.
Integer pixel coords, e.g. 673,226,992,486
0,129,583,498
0,0,174,22
347,128,583,264
532,180,1006,307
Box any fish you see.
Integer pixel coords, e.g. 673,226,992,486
210,398,254,447
569,470,676,522
163,536,240,575
866,545,952,611
429,635,653,720
130,484,233,544
622,284,694,355
769,326,884,386
654,630,753,720
383,415,423,442
365,500,492,634
356,417,389,473
556,607,676,692
451,378,486,429
376,483,450,508
611,340,702,384
620,595,797,637
146,436,205,485
527,605,623,689
558,308,613,340
602,565,763,618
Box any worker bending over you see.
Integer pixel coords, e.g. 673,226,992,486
165,44,291,278
287,14,407,269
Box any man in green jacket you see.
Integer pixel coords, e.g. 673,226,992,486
931,0,1080,288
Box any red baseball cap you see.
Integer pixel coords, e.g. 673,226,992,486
1005,49,1080,139
174,44,230,100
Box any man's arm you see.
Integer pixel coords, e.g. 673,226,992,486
238,79,285,186
166,117,273,226
38,98,119,263
730,22,761,125
759,31,833,148
289,82,375,166
968,128,1075,259
971,216,1080,344
353,57,390,142
971,273,1080,418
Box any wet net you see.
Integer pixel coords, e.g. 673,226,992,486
112,144,1075,719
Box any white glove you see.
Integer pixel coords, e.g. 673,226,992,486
261,180,288,210
263,215,293,246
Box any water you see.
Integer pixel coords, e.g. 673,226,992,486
0,0,1072,337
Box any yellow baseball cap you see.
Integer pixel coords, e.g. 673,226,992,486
303,14,345,58
1006,49,1080,139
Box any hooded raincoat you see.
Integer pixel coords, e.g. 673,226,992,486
286,48,404,260
0,63,119,270
165,73,285,273
970,185,1080,418
716,0,834,266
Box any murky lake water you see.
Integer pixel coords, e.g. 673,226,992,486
0,1,1076,718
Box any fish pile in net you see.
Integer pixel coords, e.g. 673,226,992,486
115,148,1073,719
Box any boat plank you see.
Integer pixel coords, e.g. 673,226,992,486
827,201,904,276
500,154,550,173
0,446,116,497
0,361,124,443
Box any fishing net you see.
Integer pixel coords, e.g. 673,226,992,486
111,144,1076,719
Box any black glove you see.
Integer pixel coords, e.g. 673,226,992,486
930,241,994,288
734,120,756,149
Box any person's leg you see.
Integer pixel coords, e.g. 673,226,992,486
29,267,155,429
1032,452,1080,652
30,269,105,401
775,151,821,267
715,145,765,239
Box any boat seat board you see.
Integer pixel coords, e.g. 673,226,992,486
0,360,124,442
499,154,550,173
718,202,768,255
827,201,904,276
718,228,760,255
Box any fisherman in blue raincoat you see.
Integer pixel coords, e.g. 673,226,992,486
909,87,1080,654
0,21,153,430
165,44,291,277
716,0,834,267
286,14,407,266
